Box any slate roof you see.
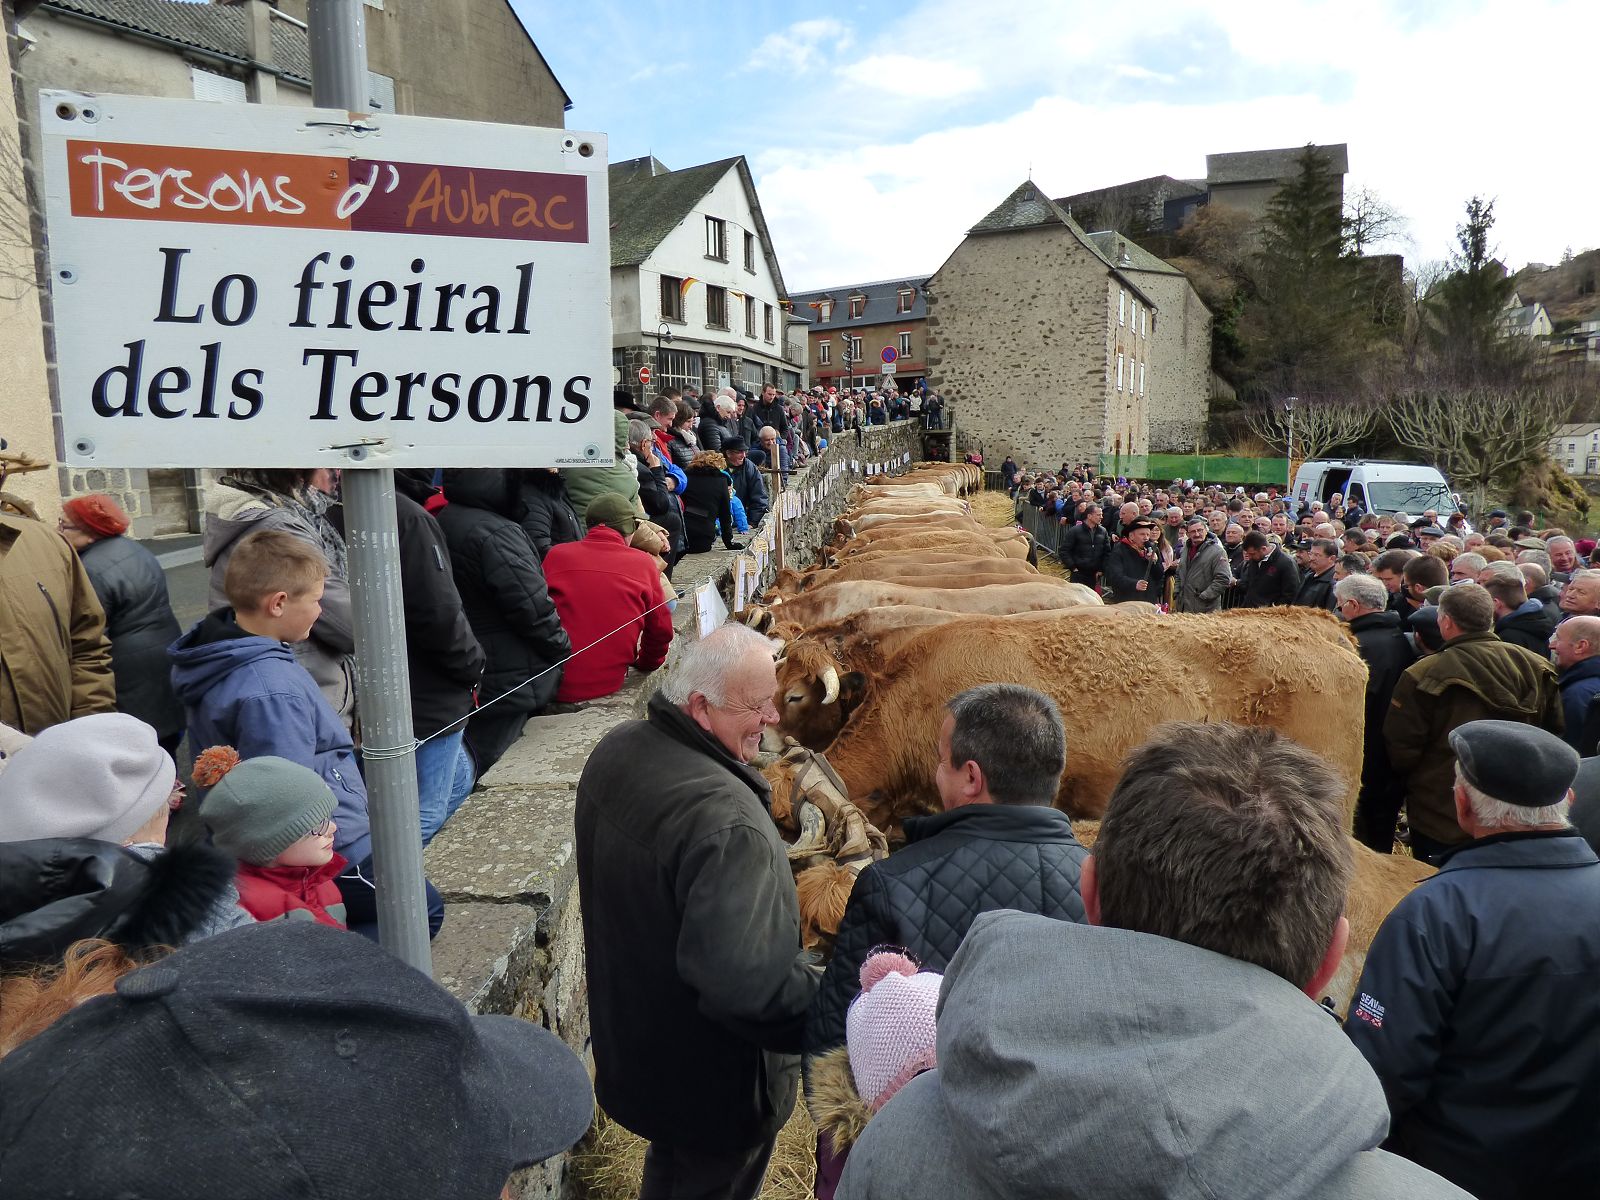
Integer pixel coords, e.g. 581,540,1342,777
37,0,313,83
957,180,1159,311
1207,143,1349,186
788,277,930,331
606,154,789,298
1084,231,1184,276
1503,303,1545,329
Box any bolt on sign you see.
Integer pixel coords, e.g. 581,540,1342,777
39,92,612,468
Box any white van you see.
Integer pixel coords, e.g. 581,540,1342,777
1292,460,1461,522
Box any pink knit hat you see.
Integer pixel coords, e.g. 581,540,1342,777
845,950,942,1112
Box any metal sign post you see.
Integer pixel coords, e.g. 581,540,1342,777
309,0,429,970
769,461,785,572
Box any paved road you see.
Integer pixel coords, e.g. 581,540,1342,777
142,535,209,631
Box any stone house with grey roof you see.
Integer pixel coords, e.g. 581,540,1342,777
787,277,929,392
1205,142,1348,222
608,154,804,405
5,0,569,534
925,180,1212,465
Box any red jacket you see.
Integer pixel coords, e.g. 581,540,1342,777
544,525,673,702
234,854,348,928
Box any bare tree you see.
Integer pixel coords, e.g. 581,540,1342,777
1402,259,1450,371
1244,396,1379,462
0,127,38,302
1386,382,1577,514
1344,186,1407,255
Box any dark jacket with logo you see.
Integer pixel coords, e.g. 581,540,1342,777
576,694,819,1153
1346,831,1600,1200
1383,632,1562,845
805,803,1088,1055
1061,521,1111,582
78,534,183,741
1239,545,1301,607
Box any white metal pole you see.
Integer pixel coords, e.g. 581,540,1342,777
308,0,431,972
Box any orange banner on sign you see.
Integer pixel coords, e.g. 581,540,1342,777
67,140,349,230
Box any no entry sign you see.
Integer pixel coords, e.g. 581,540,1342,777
39,92,612,468
638,366,652,385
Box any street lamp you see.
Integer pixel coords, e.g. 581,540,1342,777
654,322,673,383
1283,395,1297,497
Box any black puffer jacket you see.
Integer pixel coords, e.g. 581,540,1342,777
77,535,183,742
0,838,245,967
804,804,1088,1055
516,470,583,559
681,463,738,552
435,470,571,773
389,475,486,740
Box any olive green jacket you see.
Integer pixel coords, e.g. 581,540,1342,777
1384,631,1561,844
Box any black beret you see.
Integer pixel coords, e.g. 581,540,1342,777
721,437,748,453
1488,509,1509,518
1448,720,1578,808
1407,604,1445,653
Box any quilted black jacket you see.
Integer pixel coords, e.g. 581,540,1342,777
804,803,1088,1054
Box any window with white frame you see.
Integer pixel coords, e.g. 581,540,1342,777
849,295,865,320
1139,363,1146,396
819,299,834,322
1119,289,1126,326
1116,353,1124,391
705,217,727,261
744,295,757,337
818,342,831,365
897,288,914,313
764,304,775,342
744,231,756,273
897,331,912,358
1141,306,1148,336
847,335,862,362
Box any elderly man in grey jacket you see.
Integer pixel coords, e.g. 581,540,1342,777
1174,515,1233,613
838,723,1471,1200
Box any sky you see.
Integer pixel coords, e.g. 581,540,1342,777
510,0,1600,294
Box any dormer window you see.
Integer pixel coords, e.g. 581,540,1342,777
849,295,865,319
897,288,914,313
819,299,834,322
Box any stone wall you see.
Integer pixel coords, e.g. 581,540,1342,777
422,419,924,1199
924,225,1115,468
1139,273,1213,453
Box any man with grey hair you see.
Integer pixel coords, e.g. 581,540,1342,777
1337,573,1416,851
806,684,1088,1059
1448,551,1486,583
1559,568,1600,620
1545,535,1579,583
1347,720,1600,1200
576,623,819,1199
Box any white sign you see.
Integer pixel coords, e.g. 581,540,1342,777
40,92,612,468
695,577,728,638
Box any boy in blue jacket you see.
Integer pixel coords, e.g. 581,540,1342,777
170,528,443,940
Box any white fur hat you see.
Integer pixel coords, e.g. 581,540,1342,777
0,713,173,844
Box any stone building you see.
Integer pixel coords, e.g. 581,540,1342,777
1082,232,1211,452
5,0,569,535
1205,143,1348,222
788,277,929,392
924,180,1162,465
608,154,803,404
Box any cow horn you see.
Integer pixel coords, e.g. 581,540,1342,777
820,666,840,706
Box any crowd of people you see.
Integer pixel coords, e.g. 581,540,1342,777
577,624,1599,1200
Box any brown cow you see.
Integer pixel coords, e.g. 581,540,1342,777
795,559,1041,591
837,512,982,537
779,607,1366,830
829,528,1030,561
760,576,1100,629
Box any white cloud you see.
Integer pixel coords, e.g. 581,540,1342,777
753,0,1600,290
747,18,853,71
840,55,983,97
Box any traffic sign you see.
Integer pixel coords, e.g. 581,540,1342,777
881,346,898,364
638,365,652,385
39,91,612,468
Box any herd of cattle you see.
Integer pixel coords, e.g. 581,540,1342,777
745,461,1433,1009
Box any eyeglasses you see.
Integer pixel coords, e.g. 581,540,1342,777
313,818,336,838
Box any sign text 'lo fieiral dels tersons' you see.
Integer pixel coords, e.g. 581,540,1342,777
40,92,612,468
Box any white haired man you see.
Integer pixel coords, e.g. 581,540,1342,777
575,624,819,1199
1346,721,1600,1200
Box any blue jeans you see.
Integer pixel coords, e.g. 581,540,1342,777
416,730,476,845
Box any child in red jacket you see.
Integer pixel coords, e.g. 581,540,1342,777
194,747,347,928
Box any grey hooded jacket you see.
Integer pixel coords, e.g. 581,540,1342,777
1174,531,1232,613
838,911,1471,1200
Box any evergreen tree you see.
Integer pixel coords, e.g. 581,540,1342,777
1425,196,1525,383
1240,145,1377,400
